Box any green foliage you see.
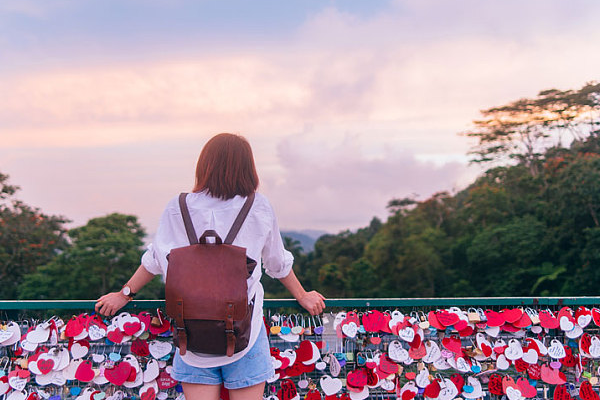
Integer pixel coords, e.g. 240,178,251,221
0,174,69,299
18,213,163,300
260,82,600,299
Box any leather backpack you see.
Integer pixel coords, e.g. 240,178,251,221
165,192,257,356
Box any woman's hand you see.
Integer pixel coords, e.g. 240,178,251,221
95,292,130,316
297,290,326,315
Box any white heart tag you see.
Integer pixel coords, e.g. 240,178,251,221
320,375,343,396
496,354,510,370
399,327,415,342
504,339,524,361
149,341,172,359
547,339,566,359
27,325,50,344
70,341,89,359
506,386,524,400
341,322,358,338
522,349,538,364
415,368,430,388
88,325,107,341
8,376,27,391
7,390,27,400
388,341,409,363
423,340,441,363
143,359,160,383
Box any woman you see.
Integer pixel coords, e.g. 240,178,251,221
95,133,325,400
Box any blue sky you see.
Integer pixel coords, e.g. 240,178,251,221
1,0,599,233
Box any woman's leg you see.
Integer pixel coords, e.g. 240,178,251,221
181,382,221,400
228,382,265,400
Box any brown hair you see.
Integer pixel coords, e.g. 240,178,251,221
192,133,259,199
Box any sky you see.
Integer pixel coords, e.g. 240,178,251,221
1,0,599,235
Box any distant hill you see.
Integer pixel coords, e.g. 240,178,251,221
281,229,328,253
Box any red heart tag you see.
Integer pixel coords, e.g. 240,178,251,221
488,374,503,396
454,319,468,331
104,361,132,386
277,379,298,400
516,377,537,398
513,311,532,328
295,340,314,363
402,389,417,400
423,379,441,398
408,343,427,359
370,336,382,345
305,390,322,400
436,311,459,327
562,347,577,367
122,321,141,336
485,310,505,327
539,310,559,329
347,369,368,389
527,363,542,380
441,336,462,354
514,359,529,372
141,387,156,400
458,325,474,337
379,355,398,375
131,339,150,357
554,384,574,400
428,311,445,330
405,372,416,380
380,313,392,334
450,373,464,392
501,308,523,323
362,310,385,332
74,360,95,382
126,367,136,382
106,328,124,344
37,358,54,375
65,316,84,338
580,381,600,400
580,333,592,353
157,371,178,390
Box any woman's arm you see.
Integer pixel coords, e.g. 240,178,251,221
278,269,326,315
95,265,156,316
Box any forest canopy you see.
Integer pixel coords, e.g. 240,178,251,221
3,81,599,299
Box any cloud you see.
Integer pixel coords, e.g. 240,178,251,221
1,0,599,232
262,134,475,232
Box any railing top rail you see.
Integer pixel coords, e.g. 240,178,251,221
1,297,600,310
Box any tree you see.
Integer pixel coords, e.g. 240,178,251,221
464,82,600,175
18,213,163,300
0,173,69,299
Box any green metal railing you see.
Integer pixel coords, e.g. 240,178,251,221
1,296,600,310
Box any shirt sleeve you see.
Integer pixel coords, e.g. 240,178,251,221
141,244,162,275
140,197,179,278
261,203,294,279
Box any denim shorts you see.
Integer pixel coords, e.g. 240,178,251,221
171,325,274,389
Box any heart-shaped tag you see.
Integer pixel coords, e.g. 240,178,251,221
415,368,430,388
74,360,95,382
547,339,566,359
320,375,342,396
505,339,524,361
388,341,409,363
423,340,442,364
143,360,159,383
148,341,172,359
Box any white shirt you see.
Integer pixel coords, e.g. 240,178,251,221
141,191,293,367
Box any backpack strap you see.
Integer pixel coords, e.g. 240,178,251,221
224,193,255,244
178,193,198,245
179,192,255,245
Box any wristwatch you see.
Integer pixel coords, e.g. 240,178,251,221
120,284,137,300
